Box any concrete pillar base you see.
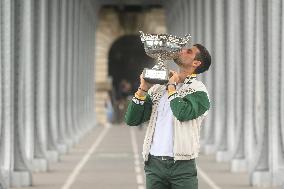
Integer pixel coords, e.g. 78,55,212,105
0,170,9,189
58,143,68,155
251,171,272,187
57,139,74,155
216,150,232,162
203,144,216,155
231,158,247,173
78,130,86,140
66,139,74,149
73,135,80,145
46,150,59,163
10,171,32,187
273,170,284,187
32,158,48,172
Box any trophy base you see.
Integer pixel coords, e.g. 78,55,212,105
142,68,169,85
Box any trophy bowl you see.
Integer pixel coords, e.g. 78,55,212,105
139,31,191,84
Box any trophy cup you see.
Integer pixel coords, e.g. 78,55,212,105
139,31,191,84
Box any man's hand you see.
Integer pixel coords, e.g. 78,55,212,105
136,73,153,97
168,71,180,84
139,73,152,91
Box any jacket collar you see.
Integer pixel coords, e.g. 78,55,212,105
184,74,197,84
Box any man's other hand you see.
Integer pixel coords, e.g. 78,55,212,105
168,70,180,83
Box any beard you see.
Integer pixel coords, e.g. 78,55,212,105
173,57,183,66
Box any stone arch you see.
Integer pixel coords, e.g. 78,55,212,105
94,7,166,125
108,35,153,93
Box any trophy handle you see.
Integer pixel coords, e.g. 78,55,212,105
139,31,145,42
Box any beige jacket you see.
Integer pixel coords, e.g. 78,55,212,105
142,77,210,161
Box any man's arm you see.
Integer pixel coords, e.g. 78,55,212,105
166,71,210,122
124,73,153,126
168,91,210,121
124,93,153,126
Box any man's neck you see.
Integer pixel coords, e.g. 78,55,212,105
178,69,195,83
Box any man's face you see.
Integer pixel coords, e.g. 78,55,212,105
173,46,200,68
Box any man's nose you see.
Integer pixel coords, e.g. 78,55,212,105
180,49,186,54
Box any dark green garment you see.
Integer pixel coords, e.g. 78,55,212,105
170,91,210,121
124,94,153,126
124,91,210,125
144,156,198,189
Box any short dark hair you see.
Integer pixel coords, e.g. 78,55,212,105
193,44,211,74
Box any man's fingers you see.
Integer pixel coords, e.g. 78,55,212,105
169,70,177,77
140,73,144,80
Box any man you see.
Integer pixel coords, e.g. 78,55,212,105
125,44,211,189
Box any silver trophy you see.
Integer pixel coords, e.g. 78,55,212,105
139,31,191,84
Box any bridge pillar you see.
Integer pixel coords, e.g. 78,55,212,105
47,0,61,163
0,1,14,188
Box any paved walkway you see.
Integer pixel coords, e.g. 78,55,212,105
12,125,279,189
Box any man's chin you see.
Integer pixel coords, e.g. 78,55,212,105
173,59,183,66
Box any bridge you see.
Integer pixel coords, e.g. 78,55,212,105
0,0,283,188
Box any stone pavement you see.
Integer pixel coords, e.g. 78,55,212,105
12,125,279,189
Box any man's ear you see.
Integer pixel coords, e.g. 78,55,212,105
192,60,202,69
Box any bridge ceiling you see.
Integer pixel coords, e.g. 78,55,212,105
97,0,162,6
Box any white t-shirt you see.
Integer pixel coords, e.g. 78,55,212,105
149,90,174,157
